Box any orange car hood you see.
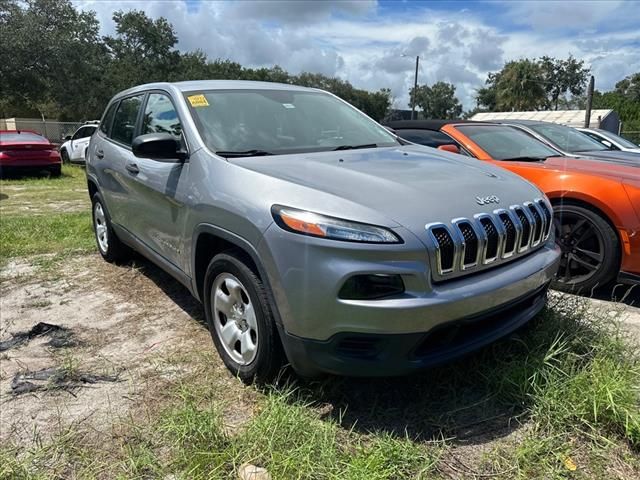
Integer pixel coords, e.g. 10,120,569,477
541,156,640,182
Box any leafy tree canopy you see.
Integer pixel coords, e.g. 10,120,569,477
475,56,590,112
410,81,463,119
0,1,391,121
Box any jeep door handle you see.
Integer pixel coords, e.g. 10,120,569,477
125,163,140,175
95,149,104,159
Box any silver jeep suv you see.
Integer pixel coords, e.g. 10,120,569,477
87,81,561,383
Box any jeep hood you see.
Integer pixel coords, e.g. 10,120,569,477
234,145,544,233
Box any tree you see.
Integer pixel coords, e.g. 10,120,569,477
410,81,462,119
104,10,182,92
474,72,501,112
495,59,546,111
0,1,392,121
615,73,640,102
539,55,589,110
475,56,590,112
592,88,640,132
0,0,107,120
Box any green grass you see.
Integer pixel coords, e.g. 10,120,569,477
0,211,94,259
2,296,638,479
0,164,638,478
0,165,94,263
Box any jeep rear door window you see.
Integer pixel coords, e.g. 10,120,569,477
528,122,608,152
456,125,560,160
142,93,182,137
185,89,398,156
111,95,143,146
100,103,118,135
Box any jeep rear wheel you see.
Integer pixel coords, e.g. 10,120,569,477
204,252,283,384
553,203,620,293
91,193,131,263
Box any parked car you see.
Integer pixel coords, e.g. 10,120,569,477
577,128,640,154
388,120,640,292
489,120,640,164
0,130,62,177
87,81,560,382
60,121,99,164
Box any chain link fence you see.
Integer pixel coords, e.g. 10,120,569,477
1,118,84,146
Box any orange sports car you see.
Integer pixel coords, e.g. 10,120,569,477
388,120,640,292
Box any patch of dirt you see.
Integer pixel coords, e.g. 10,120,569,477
0,254,251,448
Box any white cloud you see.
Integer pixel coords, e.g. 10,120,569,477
73,0,640,111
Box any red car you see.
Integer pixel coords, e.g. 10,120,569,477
0,130,62,177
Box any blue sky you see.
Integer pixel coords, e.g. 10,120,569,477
75,0,640,110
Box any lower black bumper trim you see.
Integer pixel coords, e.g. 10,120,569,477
279,283,549,377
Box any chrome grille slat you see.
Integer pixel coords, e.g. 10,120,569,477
525,201,543,246
426,198,552,280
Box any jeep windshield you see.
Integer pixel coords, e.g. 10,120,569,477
455,124,562,161
184,89,399,157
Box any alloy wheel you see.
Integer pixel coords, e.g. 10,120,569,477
554,212,604,287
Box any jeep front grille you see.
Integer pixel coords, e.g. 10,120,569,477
426,198,551,281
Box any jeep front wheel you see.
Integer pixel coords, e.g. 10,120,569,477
203,252,283,384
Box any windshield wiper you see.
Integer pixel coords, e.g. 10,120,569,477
502,156,547,162
332,143,378,151
215,149,274,158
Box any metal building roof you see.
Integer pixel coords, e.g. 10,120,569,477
471,109,614,128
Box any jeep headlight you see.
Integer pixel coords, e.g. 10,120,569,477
272,206,402,243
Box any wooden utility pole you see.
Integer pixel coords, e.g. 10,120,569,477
584,75,594,128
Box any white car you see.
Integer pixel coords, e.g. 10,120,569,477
577,127,640,154
60,122,99,164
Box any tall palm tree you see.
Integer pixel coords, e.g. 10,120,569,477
497,60,546,111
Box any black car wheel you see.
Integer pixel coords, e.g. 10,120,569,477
553,203,620,293
60,149,70,164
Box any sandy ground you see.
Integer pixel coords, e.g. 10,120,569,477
0,254,239,448
1,253,639,452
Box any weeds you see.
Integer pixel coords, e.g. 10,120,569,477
1,166,638,478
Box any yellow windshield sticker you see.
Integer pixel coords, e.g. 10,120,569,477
187,94,209,107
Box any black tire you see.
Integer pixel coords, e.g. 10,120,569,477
203,251,284,384
91,193,131,263
60,149,70,164
49,165,61,177
553,202,620,293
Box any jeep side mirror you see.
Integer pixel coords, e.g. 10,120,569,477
64,135,72,141
437,144,460,154
132,133,187,161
